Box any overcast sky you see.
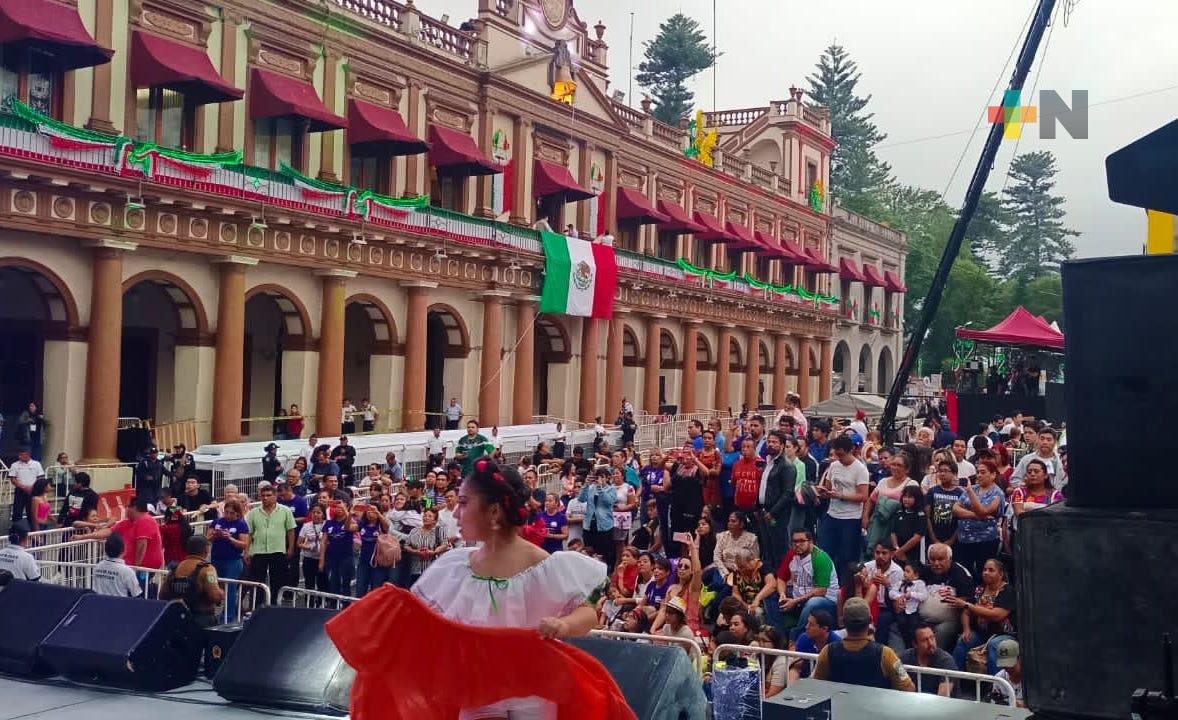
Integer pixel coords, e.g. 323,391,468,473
424,0,1178,257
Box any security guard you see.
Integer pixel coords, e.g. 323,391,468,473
813,597,914,691
160,535,225,627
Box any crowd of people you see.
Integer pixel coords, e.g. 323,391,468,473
2,397,1056,707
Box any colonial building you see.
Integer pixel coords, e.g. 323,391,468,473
830,206,907,396
0,0,905,462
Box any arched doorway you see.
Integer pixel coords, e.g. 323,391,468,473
243,287,309,439
622,325,642,411
877,346,894,394
858,344,874,393
534,316,571,416
833,340,852,395
728,336,744,413
0,260,79,458
425,305,469,429
758,339,772,408
120,274,208,426
343,295,397,417
659,329,679,408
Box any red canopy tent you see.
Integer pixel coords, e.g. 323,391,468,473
955,306,1064,350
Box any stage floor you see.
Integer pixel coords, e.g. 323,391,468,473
0,676,339,720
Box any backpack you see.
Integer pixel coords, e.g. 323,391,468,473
166,560,211,609
373,533,402,568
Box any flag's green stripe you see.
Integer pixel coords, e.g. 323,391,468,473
539,231,571,314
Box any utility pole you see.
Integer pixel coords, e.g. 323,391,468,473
628,12,635,105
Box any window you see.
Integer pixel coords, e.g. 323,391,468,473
617,223,639,252
806,162,818,191
536,195,564,230
726,249,744,274
656,231,678,261
431,172,466,212
349,154,388,194
135,88,193,148
1,45,61,118
755,256,771,280
253,117,303,171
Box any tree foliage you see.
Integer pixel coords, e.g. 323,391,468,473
635,14,716,126
806,44,892,215
997,151,1078,286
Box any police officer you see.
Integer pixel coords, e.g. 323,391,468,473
262,443,284,484
813,598,914,691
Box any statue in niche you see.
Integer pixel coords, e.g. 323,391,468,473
548,40,576,105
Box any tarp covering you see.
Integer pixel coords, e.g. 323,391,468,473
956,305,1065,350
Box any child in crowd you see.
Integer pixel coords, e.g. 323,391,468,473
895,560,928,646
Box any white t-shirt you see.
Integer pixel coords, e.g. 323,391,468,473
446,404,463,422
9,459,44,490
786,550,840,601
0,545,40,580
956,458,977,481
438,506,459,541
93,557,142,597
993,669,1023,705
862,559,905,604
361,403,377,422
299,443,318,462
427,436,446,456
826,459,870,520
565,498,587,544
299,521,325,560
850,420,869,441
341,403,357,424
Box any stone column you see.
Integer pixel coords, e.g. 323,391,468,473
511,299,536,424
604,313,625,420
773,333,789,409
216,13,241,153
715,326,732,414
400,282,435,430
579,317,600,422
745,328,762,411
86,0,116,133
798,335,814,407
604,150,618,234
211,256,257,443
475,102,496,217
81,240,136,463
509,117,532,226
643,316,663,413
478,291,508,425
681,321,700,413
403,81,424,197
318,52,341,183
314,270,355,437
818,338,833,401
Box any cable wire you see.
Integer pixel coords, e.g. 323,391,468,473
998,0,1059,197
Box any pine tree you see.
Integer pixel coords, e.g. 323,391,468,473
635,14,716,126
999,151,1078,285
807,44,891,214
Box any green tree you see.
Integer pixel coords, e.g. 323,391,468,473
807,44,891,215
1015,273,1064,324
635,14,716,126
999,151,1078,286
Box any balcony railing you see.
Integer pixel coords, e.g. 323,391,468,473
651,119,683,150
418,13,476,63
722,152,749,179
750,164,775,191
330,0,403,30
703,107,767,127
0,108,833,317
831,205,904,244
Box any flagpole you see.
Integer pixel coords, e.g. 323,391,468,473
628,12,635,105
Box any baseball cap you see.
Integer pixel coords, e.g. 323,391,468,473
996,639,1020,668
264,442,279,452
843,597,872,630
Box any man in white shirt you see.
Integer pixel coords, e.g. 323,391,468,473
427,427,447,467
1011,427,1063,488
341,399,358,434
8,446,45,524
359,398,378,433
862,540,906,651
92,534,142,597
816,435,870,577
445,398,463,430
849,411,869,444
621,398,635,417
950,438,976,482
0,524,40,581
437,489,460,546
489,426,503,452
299,434,320,463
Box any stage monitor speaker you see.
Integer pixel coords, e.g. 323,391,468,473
39,595,203,691
213,606,353,715
203,622,242,680
564,636,707,720
1018,504,1178,719
0,580,91,676
1062,255,1178,508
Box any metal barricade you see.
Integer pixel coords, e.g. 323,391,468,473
0,524,80,550
27,538,104,565
590,628,704,670
218,578,272,623
711,644,1017,706
37,559,170,598
276,585,356,610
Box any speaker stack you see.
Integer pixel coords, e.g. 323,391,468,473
1017,254,1178,720
0,581,92,677
564,636,707,720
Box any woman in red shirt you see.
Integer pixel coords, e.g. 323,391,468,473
698,430,722,507
731,438,763,511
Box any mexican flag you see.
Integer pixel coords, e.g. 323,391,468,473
539,231,618,319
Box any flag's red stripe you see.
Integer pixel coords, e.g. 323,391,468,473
590,243,617,319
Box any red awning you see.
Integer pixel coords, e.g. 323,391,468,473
656,200,705,234
693,210,730,242
724,221,758,249
884,270,907,293
803,247,839,273
956,306,1064,350
428,124,502,176
130,31,241,106
839,257,866,282
780,239,811,266
347,99,428,155
616,187,669,225
250,68,346,132
0,0,112,70
533,160,593,201
753,231,782,257
862,264,887,288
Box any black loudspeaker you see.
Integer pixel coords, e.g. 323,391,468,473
1062,255,1178,508
564,636,707,720
39,595,202,690
1018,504,1178,719
214,606,353,714
0,580,91,676
203,622,242,679
762,691,832,720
